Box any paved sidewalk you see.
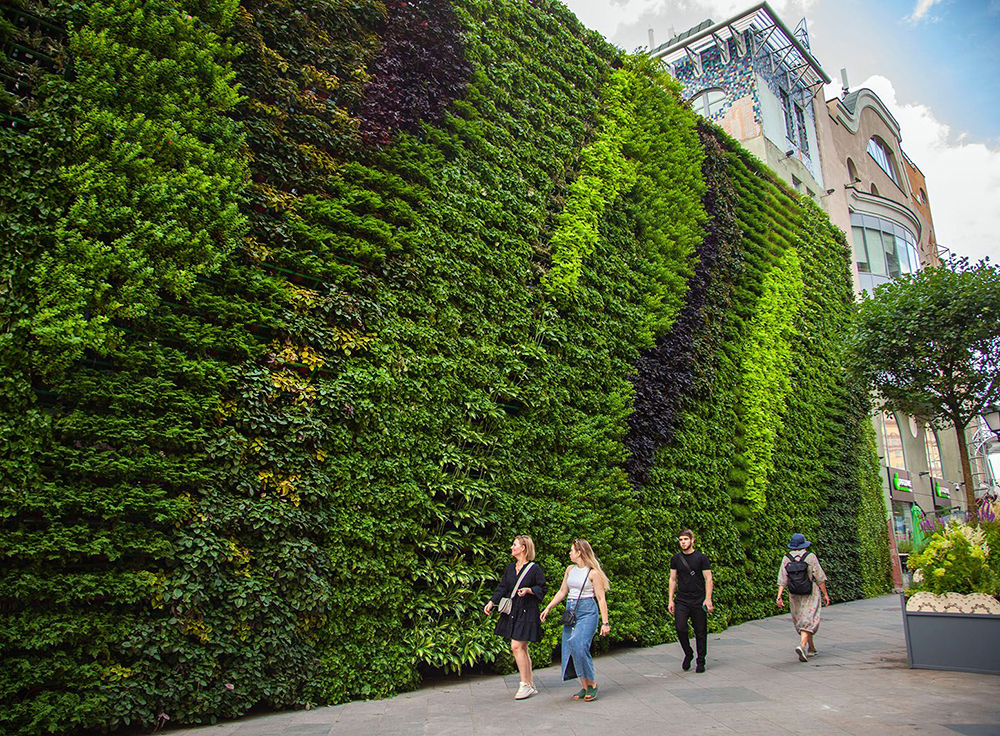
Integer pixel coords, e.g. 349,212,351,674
168,595,999,736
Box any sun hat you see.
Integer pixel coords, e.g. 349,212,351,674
787,533,811,550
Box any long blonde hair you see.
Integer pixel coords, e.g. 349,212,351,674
573,538,610,591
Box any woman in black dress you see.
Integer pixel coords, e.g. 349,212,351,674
484,535,547,700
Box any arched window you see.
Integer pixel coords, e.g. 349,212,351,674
867,136,899,184
871,183,879,196
924,428,942,477
882,412,906,469
690,88,729,118
918,188,927,205
846,158,859,183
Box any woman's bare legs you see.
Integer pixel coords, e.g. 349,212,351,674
511,640,533,686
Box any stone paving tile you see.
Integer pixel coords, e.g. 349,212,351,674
163,596,1000,736
672,686,770,704
279,727,333,736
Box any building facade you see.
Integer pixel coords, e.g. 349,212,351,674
649,2,979,550
816,84,972,535
649,3,830,201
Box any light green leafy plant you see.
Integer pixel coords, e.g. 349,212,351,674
908,521,996,597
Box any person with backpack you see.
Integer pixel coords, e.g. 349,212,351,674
484,535,547,700
668,529,713,673
776,533,831,662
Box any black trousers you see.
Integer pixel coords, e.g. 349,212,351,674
674,599,708,663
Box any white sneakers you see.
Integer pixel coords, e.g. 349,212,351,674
514,681,537,700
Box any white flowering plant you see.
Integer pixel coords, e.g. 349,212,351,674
907,520,998,598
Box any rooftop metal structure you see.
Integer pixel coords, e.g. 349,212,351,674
649,1,831,97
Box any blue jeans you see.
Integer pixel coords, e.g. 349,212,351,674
561,597,599,681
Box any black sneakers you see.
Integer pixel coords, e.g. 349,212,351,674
695,662,706,673
682,653,694,671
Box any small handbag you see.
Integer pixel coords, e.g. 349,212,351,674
498,562,534,615
560,567,591,627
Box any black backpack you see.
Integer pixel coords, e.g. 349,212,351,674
784,552,813,595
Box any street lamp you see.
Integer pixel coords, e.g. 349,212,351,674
983,405,1000,442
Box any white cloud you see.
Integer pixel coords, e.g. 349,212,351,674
558,2,997,263
859,75,1000,264
565,0,815,46
906,0,944,24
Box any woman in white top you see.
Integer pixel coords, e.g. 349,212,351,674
540,539,610,701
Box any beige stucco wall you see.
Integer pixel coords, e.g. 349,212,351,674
818,89,932,265
715,94,762,142
816,88,969,521
741,134,825,204
902,157,941,268
812,94,856,287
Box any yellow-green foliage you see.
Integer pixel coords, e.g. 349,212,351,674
29,0,247,374
545,57,706,338
545,66,639,298
908,521,996,596
738,246,804,513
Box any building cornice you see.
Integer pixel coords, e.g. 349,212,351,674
650,1,831,90
830,88,902,140
847,186,922,242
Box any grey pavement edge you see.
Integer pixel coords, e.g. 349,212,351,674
164,595,1000,736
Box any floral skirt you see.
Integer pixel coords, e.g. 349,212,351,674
790,587,822,634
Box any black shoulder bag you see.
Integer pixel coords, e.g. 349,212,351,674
561,567,591,627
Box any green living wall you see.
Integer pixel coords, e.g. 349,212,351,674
0,0,890,731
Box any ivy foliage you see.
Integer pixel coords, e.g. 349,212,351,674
1,0,890,733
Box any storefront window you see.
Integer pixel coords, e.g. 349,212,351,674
865,228,888,275
892,500,913,543
882,230,901,278
851,226,868,272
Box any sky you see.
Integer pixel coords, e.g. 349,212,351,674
557,0,1000,264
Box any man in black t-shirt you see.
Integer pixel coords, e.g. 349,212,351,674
669,529,714,673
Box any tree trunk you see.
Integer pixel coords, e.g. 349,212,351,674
954,422,978,517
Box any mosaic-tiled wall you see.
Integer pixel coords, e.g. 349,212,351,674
672,38,820,179
673,40,758,124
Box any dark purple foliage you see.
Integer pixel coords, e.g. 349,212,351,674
979,500,996,523
624,130,744,487
355,0,472,147
920,516,943,534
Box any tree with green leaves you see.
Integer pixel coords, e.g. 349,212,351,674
850,258,1000,514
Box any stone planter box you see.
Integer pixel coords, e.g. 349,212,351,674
901,593,1000,675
